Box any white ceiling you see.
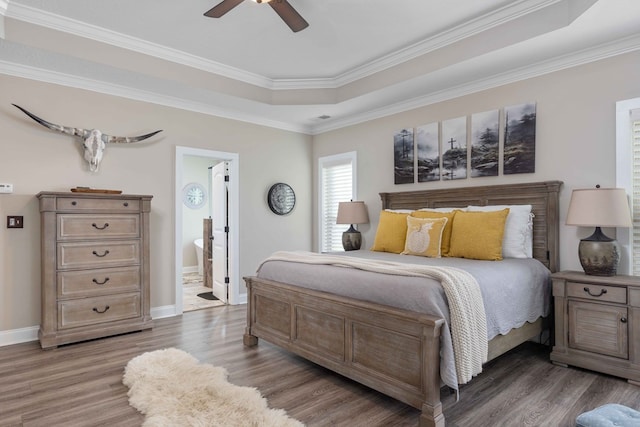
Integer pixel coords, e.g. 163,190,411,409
1,0,639,134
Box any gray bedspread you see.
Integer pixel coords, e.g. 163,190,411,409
256,250,551,391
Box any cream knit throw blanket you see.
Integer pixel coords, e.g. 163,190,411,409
259,251,488,385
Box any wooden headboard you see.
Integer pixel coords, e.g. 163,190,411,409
380,180,563,272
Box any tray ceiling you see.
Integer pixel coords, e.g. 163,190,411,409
1,0,639,134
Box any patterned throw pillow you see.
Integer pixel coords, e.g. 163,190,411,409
410,210,459,256
402,216,448,258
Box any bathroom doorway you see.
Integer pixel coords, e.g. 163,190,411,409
174,146,239,315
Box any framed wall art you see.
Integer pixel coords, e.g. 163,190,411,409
416,122,440,182
504,102,536,174
471,110,499,177
441,116,467,180
393,128,415,184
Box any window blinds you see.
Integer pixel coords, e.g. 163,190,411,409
632,111,640,275
320,158,353,253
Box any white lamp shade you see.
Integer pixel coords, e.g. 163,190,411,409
566,188,632,228
336,201,369,225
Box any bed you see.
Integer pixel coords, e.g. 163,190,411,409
243,180,562,427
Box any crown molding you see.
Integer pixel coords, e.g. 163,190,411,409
0,59,310,134
5,0,568,92
309,34,640,135
325,0,562,89
4,1,273,88
1,17,637,137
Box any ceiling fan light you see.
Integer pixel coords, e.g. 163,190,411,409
253,0,272,3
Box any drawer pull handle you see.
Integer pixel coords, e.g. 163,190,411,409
93,306,110,314
92,250,110,257
92,222,109,230
92,277,110,285
123,202,129,207
71,201,77,206
621,317,628,323
583,287,607,297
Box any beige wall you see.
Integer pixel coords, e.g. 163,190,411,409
2,50,639,339
312,51,640,272
0,74,312,332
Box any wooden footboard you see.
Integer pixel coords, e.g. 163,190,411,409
244,276,446,427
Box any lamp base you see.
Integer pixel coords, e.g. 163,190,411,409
342,225,361,251
578,227,620,276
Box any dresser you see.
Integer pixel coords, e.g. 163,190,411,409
550,270,640,385
37,192,153,349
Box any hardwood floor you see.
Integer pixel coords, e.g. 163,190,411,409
1,305,639,426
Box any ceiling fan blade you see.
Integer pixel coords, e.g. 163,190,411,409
268,0,309,32
204,0,245,18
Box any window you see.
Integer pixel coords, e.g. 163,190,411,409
318,152,357,252
631,109,640,274
616,98,640,275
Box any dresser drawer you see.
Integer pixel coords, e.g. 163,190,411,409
57,240,140,270
567,281,627,304
58,266,141,298
58,214,140,240
56,197,140,212
58,292,141,330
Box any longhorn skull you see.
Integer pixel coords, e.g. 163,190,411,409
12,104,162,172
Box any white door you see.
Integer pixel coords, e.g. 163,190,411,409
211,161,228,303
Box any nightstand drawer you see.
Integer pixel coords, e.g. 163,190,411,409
57,266,141,298
57,240,140,270
58,214,140,240
567,281,627,304
58,292,141,329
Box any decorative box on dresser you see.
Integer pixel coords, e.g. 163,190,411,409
550,270,640,385
37,192,153,349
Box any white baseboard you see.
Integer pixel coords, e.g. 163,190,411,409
182,265,199,274
1,301,247,347
150,304,179,319
0,325,39,346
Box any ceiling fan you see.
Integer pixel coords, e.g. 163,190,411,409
204,0,309,33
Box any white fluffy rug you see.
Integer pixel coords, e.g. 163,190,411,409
123,348,304,427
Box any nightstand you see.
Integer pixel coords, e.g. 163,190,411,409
550,270,640,385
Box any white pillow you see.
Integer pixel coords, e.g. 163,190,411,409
417,207,467,213
466,205,533,258
384,209,414,213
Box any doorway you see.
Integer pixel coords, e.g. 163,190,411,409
174,146,240,315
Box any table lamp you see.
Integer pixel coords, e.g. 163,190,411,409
566,186,632,276
336,201,369,251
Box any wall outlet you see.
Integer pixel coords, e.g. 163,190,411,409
7,216,23,229
0,183,13,193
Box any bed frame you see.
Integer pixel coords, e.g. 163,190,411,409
244,181,562,427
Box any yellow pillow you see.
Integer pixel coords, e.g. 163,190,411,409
402,216,448,258
410,210,458,256
371,210,409,254
448,209,510,260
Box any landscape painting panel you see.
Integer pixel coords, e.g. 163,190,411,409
471,110,499,177
441,117,467,180
394,128,415,184
416,122,440,182
504,102,536,174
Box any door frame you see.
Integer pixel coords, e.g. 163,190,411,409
174,146,240,314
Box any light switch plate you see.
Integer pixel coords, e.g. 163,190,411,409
0,183,13,193
7,216,23,228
